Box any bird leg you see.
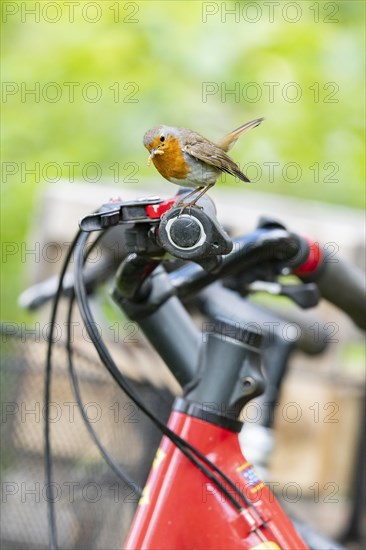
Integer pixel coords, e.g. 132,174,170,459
174,185,213,215
186,184,213,205
173,186,204,207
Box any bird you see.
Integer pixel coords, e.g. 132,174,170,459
143,117,264,208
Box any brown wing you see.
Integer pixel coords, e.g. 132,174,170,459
183,131,250,182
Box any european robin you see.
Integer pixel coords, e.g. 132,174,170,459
143,117,264,207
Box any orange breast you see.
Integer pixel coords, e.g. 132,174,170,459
152,137,190,180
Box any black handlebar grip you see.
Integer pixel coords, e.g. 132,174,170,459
316,255,365,330
294,238,366,329
295,240,365,330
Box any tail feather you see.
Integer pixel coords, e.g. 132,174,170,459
217,117,264,152
221,165,250,183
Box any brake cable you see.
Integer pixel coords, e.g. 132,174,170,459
45,229,145,550
65,230,143,496
45,229,81,550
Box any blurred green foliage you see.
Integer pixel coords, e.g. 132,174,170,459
1,0,365,320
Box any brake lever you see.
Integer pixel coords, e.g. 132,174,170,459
247,280,320,309
79,197,163,231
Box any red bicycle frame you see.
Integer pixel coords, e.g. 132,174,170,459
40,193,364,550
124,407,308,549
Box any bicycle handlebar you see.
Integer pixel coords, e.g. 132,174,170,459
21,193,365,330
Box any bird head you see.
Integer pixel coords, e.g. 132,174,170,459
143,125,180,166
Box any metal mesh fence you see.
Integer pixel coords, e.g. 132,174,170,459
1,326,174,549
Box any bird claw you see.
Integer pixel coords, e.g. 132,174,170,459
172,200,203,216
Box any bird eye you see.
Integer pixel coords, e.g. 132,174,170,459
160,136,165,142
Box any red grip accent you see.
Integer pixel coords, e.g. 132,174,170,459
294,237,323,276
145,197,178,219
